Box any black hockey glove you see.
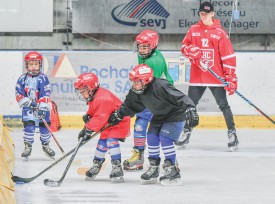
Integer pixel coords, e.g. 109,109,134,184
37,109,46,119
78,127,94,142
108,109,124,126
25,100,39,109
185,107,199,128
82,114,91,123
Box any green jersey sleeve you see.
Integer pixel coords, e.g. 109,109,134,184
138,49,174,85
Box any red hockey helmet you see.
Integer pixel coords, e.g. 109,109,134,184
74,73,99,102
24,51,43,76
129,64,154,94
135,30,159,58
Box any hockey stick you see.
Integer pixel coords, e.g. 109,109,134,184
2,123,14,132
41,117,66,155
200,62,275,125
44,136,84,187
11,124,110,184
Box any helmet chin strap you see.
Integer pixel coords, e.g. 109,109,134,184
131,84,147,94
28,70,40,76
86,85,99,102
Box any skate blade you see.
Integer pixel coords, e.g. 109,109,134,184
140,178,157,185
160,178,182,186
110,176,124,183
123,164,143,171
85,176,96,181
229,146,238,152
44,153,55,160
22,157,29,161
176,145,187,150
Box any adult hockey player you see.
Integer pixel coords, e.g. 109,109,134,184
123,29,174,171
108,64,199,185
179,1,239,151
74,73,130,183
15,51,55,160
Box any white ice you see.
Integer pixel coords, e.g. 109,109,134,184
10,128,275,204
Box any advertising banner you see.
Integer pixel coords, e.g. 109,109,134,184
72,0,275,34
19,51,220,112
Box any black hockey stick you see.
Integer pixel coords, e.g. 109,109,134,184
200,62,275,125
41,117,66,156
11,124,110,184
44,136,83,187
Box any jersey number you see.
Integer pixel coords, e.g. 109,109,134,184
201,38,209,47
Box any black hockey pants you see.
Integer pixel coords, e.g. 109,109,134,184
186,86,236,131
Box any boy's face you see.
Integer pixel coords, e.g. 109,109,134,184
27,60,40,75
199,11,214,26
79,87,90,100
138,44,151,56
132,80,144,91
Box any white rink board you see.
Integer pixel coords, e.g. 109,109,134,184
0,51,274,115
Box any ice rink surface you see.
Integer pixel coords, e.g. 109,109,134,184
10,128,275,204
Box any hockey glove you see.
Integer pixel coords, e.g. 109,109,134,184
82,113,91,123
183,45,201,64
78,127,94,142
224,75,238,95
108,109,124,126
37,109,46,119
185,107,199,128
25,100,39,110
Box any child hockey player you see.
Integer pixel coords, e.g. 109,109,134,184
108,64,199,185
15,51,55,160
74,73,130,183
123,29,174,171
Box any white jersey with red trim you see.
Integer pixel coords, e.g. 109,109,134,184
181,19,236,86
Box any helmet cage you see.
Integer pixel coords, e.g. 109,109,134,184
75,85,98,102
24,52,43,76
129,64,154,94
130,80,148,94
135,30,158,59
74,73,99,103
136,43,153,59
25,60,42,76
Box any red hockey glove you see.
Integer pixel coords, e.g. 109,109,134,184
182,45,201,64
224,75,238,95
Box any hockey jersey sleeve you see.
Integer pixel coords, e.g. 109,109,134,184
119,91,146,117
155,79,195,111
15,74,30,108
218,34,237,77
37,75,51,111
181,30,192,56
85,97,114,132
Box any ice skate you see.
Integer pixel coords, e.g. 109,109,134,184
42,142,55,160
110,159,124,183
85,158,105,181
21,142,32,161
175,128,191,148
140,158,160,185
159,159,182,186
123,147,144,170
228,129,239,152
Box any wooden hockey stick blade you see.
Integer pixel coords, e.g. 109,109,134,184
77,153,110,175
